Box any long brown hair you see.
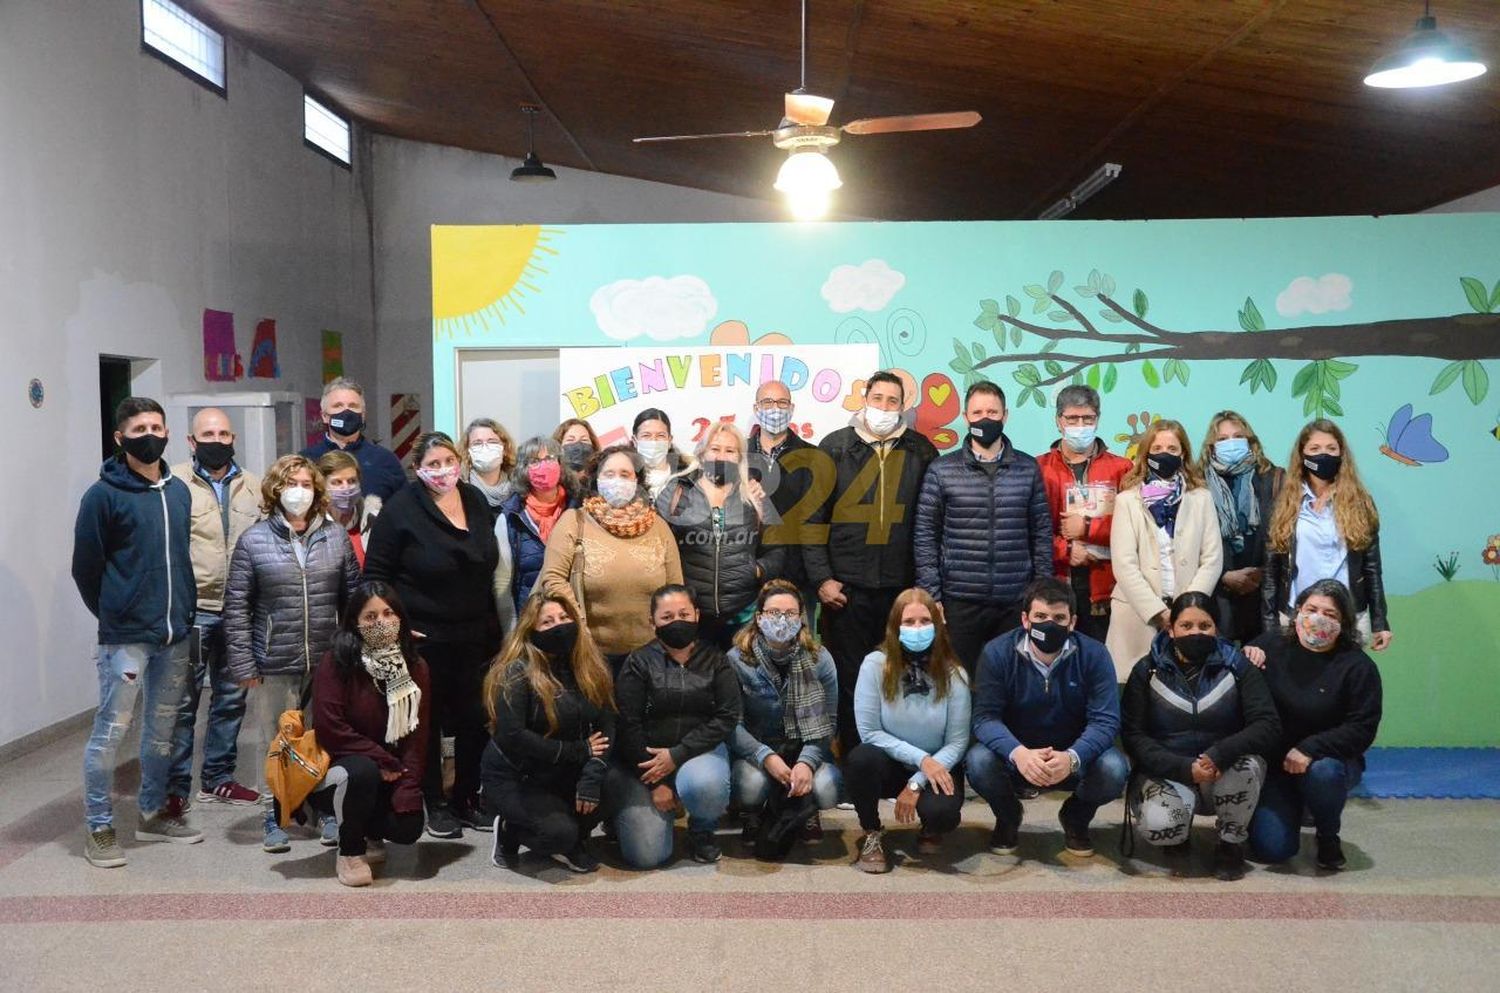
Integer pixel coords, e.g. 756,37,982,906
483,594,614,733
1197,409,1274,474
732,579,820,658
878,588,963,703
1267,419,1379,552
1120,418,1205,491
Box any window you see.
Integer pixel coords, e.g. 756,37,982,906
141,0,226,93
304,95,352,166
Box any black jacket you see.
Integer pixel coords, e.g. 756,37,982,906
659,473,781,618
803,426,938,591
1261,529,1388,633
615,640,742,769
1121,631,1281,784
913,438,1052,604
488,657,615,802
1248,631,1383,762
363,481,500,644
749,426,816,589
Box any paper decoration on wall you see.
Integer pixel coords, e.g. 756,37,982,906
321,331,344,384
305,397,325,449
202,309,243,382
248,319,280,379
390,393,421,464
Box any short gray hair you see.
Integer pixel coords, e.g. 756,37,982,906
321,377,364,405
510,436,570,495
1055,385,1100,417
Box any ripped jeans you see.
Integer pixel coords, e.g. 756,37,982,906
83,641,191,830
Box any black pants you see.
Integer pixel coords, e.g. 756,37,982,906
308,755,424,857
943,597,1021,676
845,743,965,835
819,584,903,757
1073,602,1110,643
481,743,600,857
696,610,743,652
418,639,492,810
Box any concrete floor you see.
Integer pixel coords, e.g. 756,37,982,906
2,720,1497,993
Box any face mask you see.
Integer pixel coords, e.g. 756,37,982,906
280,485,315,518
1303,453,1342,482
1027,619,1071,655
1296,610,1341,651
328,410,364,437
417,465,460,495
636,438,670,465
755,405,792,435
702,459,736,485
469,443,504,472
120,433,168,465
969,417,1005,449
656,618,699,650
530,621,579,659
562,442,594,471
758,612,803,644
899,623,936,653
527,459,562,491
864,406,901,436
329,486,362,512
1062,425,1096,453
359,618,401,650
1146,452,1182,480
1173,633,1218,665
597,476,638,508
193,441,234,471
1214,438,1251,466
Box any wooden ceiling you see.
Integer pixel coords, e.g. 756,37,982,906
180,0,1500,220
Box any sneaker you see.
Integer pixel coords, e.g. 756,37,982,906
916,831,943,856
336,854,373,887
550,844,600,874
801,811,824,843
1213,841,1247,881
1017,785,1041,800
196,781,262,806
262,811,291,853
163,795,190,821
319,815,340,847
84,827,127,868
988,822,1019,855
835,801,855,811
490,817,520,870
1315,835,1346,871
452,801,492,833
363,838,386,865
854,830,892,873
1058,807,1094,857
740,813,760,846
688,830,722,864
136,811,203,845
425,802,463,839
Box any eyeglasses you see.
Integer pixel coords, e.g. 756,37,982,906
761,610,800,620
756,399,793,410
1060,414,1098,426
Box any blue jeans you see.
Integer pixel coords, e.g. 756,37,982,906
967,743,1129,829
607,744,731,869
83,641,192,829
732,758,842,812
167,613,248,796
1248,757,1363,863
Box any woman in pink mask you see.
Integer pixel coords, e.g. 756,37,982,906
493,436,580,636
364,432,501,840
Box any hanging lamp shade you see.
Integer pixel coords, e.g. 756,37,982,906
1364,12,1487,89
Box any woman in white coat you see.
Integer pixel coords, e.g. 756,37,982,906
1106,419,1223,680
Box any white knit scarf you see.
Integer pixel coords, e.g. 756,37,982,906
360,644,421,744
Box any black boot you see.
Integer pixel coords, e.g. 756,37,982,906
1315,835,1346,870
1213,840,1247,881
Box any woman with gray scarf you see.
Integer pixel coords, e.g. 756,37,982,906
1198,411,1284,644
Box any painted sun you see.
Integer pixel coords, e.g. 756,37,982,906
431,225,562,338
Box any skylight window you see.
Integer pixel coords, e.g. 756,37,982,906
141,0,226,93
304,95,352,166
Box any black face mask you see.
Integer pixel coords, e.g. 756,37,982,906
328,410,364,437
120,433,168,465
656,619,699,650
1146,452,1182,480
561,442,594,471
1174,633,1218,665
1302,453,1342,482
702,459,735,485
1026,619,1070,655
193,441,235,471
529,621,578,659
969,417,1005,449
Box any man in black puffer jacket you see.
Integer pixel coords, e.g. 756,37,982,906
914,381,1052,673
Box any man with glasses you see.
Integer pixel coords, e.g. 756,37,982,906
1035,386,1131,641
747,379,816,593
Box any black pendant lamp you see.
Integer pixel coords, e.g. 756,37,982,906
510,105,557,182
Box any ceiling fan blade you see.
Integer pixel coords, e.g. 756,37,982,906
784,91,835,126
633,129,776,143
842,111,982,136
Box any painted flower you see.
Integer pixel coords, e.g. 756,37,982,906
1483,535,1500,566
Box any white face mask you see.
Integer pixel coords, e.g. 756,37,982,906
636,438,670,465
280,485,315,518
469,443,504,472
597,476,638,508
864,406,901,436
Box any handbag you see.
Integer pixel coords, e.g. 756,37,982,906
264,708,331,828
753,745,819,862
568,509,588,618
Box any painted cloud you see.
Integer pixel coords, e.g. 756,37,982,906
590,275,718,342
1275,273,1353,317
821,259,906,313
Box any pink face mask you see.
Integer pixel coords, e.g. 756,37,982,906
527,459,562,491
417,465,459,494
1296,609,1341,650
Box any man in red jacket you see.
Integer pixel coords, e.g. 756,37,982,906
1035,386,1131,642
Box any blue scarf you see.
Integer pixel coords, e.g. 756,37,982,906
1206,456,1259,553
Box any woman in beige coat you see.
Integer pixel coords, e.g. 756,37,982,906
1106,420,1223,680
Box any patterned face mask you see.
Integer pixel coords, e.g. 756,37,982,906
359,618,401,649
757,612,802,644
1296,609,1341,650
417,465,460,494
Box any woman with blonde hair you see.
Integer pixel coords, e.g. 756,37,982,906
1105,419,1223,680
481,594,615,873
317,450,381,569
848,587,971,873
1197,411,1284,643
1261,419,1390,650
463,417,517,511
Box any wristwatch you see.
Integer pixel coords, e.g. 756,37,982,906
906,779,923,794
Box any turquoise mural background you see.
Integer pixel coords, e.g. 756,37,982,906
432,214,1500,746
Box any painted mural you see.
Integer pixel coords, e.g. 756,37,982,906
431,215,1500,746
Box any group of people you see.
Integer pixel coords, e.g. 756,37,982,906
71,370,1385,885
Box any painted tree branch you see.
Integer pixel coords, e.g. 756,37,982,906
1094,294,1190,341
998,312,1160,347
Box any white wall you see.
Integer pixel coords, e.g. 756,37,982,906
0,0,374,745
1425,182,1500,213
370,135,785,441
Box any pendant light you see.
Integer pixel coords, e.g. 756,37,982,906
510,106,557,182
1364,2,1486,89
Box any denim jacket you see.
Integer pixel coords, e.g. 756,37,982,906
726,643,838,771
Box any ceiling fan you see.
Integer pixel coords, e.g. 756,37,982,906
632,0,981,218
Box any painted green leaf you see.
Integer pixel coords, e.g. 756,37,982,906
1040,339,1059,353
972,313,997,331
1032,388,1046,408
1100,310,1124,323
1323,397,1344,417
1086,365,1102,389
1075,284,1097,298
1429,360,1464,395
1070,373,1084,386
952,339,970,363
992,325,1007,351
1102,364,1118,393
1045,359,1065,378
1047,270,1064,294
971,342,985,361
1490,280,1500,313
1163,358,1178,384
1142,359,1160,388
1177,361,1191,385
1239,362,1259,386
1048,310,1072,322
1238,297,1265,333
1015,363,1042,386
1260,361,1278,392
1024,284,1049,300
1461,276,1491,314
1125,342,1141,355
948,358,970,376
1325,359,1358,378
1101,274,1116,297
979,299,1000,316
1462,360,1490,404
1133,288,1149,318
1011,326,1023,347
1291,362,1318,397
1006,295,1022,317
1088,268,1102,289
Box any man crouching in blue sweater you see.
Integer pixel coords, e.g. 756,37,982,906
968,577,1127,857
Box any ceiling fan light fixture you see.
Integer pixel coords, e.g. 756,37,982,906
510,105,557,183
774,148,842,195
1364,9,1486,89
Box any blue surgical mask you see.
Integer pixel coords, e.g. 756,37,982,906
899,623,936,653
1062,425,1096,453
1214,438,1251,465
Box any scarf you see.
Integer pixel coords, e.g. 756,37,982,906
360,643,422,744
467,471,512,509
900,648,934,698
1140,476,1184,537
752,635,835,743
1206,457,1260,553
582,495,657,539
526,489,567,543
